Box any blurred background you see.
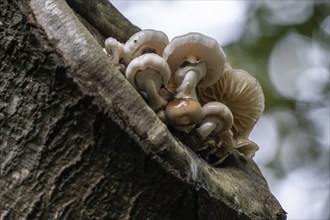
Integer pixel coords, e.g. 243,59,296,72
110,1,330,219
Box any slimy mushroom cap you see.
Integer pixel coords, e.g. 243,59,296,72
165,98,203,126
125,53,171,90
124,29,169,64
163,32,226,87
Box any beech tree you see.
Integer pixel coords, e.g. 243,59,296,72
0,0,286,219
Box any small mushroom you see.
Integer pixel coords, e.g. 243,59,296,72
165,98,203,132
197,67,265,157
187,129,235,166
195,101,234,141
202,131,235,166
163,32,226,93
198,68,264,138
234,139,259,158
104,37,124,63
124,29,169,64
162,33,226,127
125,53,171,111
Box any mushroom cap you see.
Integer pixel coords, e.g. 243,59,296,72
162,32,226,87
124,29,169,64
104,37,125,63
197,68,265,138
105,37,124,52
165,98,203,126
125,53,171,90
234,138,259,158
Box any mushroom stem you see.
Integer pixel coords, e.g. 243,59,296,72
195,119,220,140
175,69,198,100
111,49,122,64
136,69,167,111
174,61,207,100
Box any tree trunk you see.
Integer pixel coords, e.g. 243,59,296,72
0,0,286,219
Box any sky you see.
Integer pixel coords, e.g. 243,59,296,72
111,1,248,45
110,1,330,219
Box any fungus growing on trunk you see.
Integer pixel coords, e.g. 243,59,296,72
104,37,125,63
125,53,171,112
124,29,169,65
195,101,234,141
162,32,226,129
165,98,203,132
197,66,265,157
103,37,126,73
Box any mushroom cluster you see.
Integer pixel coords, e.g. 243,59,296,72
103,30,264,166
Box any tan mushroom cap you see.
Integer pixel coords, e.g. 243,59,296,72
124,29,169,64
234,139,259,158
162,32,226,87
165,98,203,126
197,68,265,138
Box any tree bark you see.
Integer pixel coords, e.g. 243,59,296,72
0,0,286,219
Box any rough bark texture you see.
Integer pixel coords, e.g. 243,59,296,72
0,0,286,219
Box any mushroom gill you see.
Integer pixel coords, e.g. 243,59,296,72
197,67,265,139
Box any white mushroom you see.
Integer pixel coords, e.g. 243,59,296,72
162,33,226,127
104,37,124,63
124,29,169,64
163,32,226,97
125,53,171,111
197,67,265,157
173,61,207,100
195,101,234,141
